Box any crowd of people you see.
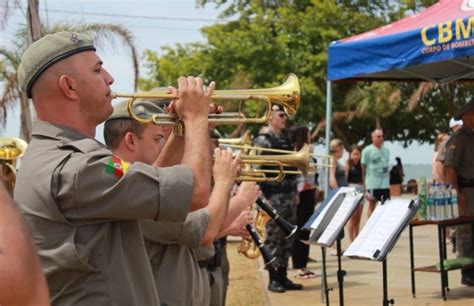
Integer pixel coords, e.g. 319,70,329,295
2,30,474,306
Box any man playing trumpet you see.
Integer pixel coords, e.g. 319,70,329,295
14,31,215,305
104,100,260,305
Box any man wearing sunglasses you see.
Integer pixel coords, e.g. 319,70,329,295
254,105,303,293
361,128,391,217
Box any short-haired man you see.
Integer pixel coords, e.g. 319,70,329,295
361,128,390,217
103,101,259,305
15,31,214,305
445,102,474,286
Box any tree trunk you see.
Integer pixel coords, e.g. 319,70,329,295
19,93,33,142
27,0,42,43
21,0,42,141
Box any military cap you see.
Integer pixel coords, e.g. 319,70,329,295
18,31,96,98
107,99,164,122
455,101,474,120
449,117,463,128
271,104,285,113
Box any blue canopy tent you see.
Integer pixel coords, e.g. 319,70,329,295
323,0,474,193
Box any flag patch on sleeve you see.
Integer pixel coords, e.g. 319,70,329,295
106,155,129,178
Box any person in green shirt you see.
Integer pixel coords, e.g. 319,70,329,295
361,128,390,217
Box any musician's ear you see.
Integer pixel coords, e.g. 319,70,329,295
123,132,137,150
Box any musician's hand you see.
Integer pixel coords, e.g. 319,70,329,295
233,182,261,210
226,211,254,239
171,76,215,122
166,87,221,116
213,148,240,188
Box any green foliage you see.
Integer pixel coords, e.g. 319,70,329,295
140,0,474,146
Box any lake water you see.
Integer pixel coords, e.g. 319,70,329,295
402,164,432,183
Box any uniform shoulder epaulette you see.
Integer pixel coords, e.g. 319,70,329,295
58,138,103,154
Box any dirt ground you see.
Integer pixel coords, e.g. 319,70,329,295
226,240,268,306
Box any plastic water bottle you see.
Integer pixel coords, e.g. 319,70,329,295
427,183,436,221
446,185,453,219
417,178,428,220
451,188,459,219
433,184,444,221
441,184,449,220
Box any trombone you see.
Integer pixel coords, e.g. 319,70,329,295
111,74,300,128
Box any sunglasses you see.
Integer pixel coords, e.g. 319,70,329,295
277,113,287,118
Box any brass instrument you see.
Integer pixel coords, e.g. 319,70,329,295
111,74,300,128
227,144,334,173
232,145,316,182
218,130,252,146
238,209,276,266
0,137,28,194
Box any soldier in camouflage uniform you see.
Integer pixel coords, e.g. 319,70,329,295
254,105,303,293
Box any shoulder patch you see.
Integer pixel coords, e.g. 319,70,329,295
106,155,130,178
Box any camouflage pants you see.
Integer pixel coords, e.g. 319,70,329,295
264,192,297,269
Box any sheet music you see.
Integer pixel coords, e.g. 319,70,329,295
344,198,416,260
310,187,346,229
317,192,363,246
343,201,386,257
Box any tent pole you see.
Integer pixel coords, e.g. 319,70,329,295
320,79,332,304
324,80,332,198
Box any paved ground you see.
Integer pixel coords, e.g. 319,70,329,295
227,197,474,306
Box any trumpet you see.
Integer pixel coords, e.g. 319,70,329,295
111,74,300,128
218,130,253,146
0,137,28,194
226,144,334,172
234,145,315,182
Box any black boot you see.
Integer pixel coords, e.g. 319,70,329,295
268,269,285,293
278,267,304,290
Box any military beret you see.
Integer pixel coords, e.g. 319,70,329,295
18,31,96,98
107,99,164,122
455,101,474,120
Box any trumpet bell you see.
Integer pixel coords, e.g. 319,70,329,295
0,137,27,160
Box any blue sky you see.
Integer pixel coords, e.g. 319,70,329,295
0,0,435,165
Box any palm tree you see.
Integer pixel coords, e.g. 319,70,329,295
0,22,140,141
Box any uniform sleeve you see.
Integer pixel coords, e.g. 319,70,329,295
55,152,193,222
444,136,461,169
141,208,210,248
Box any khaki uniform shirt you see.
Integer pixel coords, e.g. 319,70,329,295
444,126,474,179
14,121,194,306
141,209,210,306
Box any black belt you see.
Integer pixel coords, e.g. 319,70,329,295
198,259,209,269
458,177,474,188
